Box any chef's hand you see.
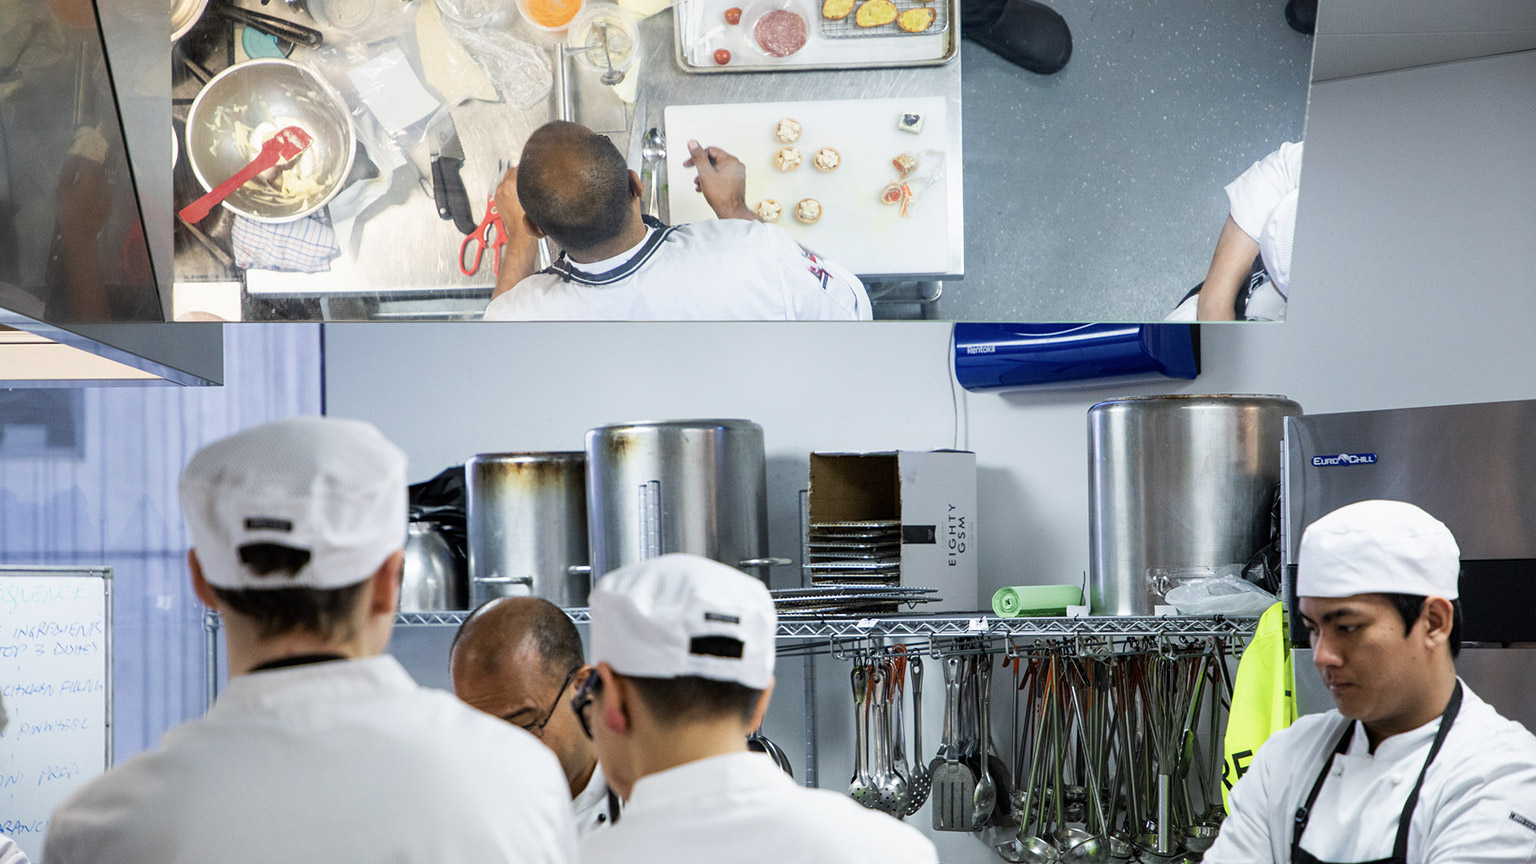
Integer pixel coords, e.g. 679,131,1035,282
491,162,540,301
493,163,527,236
684,141,757,221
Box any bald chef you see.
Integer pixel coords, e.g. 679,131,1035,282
1205,499,1536,864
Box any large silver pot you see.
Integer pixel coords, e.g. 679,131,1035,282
466,452,590,608
1087,394,1303,615
400,522,468,611
585,419,786,583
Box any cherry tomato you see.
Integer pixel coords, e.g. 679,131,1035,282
714,48,732,64
724,7,742,23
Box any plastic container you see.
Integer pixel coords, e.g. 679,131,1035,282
517,0,584,32
565,3,639,73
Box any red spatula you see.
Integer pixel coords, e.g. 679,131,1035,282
179,125,314,223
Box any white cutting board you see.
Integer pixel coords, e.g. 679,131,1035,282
664,97,950,277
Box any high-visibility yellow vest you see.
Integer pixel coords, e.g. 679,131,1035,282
1221,601,1296,811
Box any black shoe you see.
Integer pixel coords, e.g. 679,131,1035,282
962,0,1072,75
1285,0,1316,35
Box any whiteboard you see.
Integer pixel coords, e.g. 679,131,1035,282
0,568,112,863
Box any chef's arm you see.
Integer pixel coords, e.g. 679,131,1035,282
490,164,541,301
685,141,759,221
1200,742,1281,864
492,226,540,301
1196,214,1260,322
1418,748,1536,863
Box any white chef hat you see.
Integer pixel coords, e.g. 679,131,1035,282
1297,499,1460,600
179,416,407,590
590,554,777,690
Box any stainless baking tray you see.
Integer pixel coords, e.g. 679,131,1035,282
673,0,958,74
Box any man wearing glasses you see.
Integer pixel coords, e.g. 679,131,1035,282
571,553,937,864
452,597,621,835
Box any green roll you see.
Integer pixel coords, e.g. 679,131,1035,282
991,585,1084,618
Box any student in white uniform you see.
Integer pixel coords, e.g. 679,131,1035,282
573,553,939,864
451,596,622,836
43,417,578,864
1205,499,1536,864
1168,141,1301,322
0,693,34,864
482,121,871,321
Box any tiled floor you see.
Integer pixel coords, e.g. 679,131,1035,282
949,0,1312,321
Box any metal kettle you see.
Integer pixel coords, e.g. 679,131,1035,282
400,522,468,611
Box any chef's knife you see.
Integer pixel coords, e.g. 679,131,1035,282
429,115,478,235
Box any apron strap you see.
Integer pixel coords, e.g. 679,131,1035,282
1292,716,1355,854
1389,681,1462,860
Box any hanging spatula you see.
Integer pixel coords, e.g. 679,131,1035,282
930,655,976,831
179,125,313,223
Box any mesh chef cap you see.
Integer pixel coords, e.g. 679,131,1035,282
179,416,407,590
590,554,776,689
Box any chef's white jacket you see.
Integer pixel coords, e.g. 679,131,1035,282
0,836,31,864
483,219,873,321
1205,681,1536,863
573,760,621,836
1225,140,1302,302
579,751,938,864
43,656,578,864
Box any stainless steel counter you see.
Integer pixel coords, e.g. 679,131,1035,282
170,2,963,319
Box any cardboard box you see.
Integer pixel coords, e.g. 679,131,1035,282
808,450,979,612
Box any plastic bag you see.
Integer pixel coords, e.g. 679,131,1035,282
1165,574,1276,617
441,16,552,111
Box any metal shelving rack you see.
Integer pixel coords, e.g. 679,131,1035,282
205,608,1258,788
394,608,1257,642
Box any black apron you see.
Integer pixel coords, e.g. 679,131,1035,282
1291,682,1463,864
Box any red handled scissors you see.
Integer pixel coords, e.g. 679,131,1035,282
459,160,510,278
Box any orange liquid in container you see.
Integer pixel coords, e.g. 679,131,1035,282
524,0,581,27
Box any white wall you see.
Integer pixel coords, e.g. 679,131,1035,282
322,49,1536,862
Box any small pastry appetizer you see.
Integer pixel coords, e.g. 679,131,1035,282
774,118,803,143
813,147,841,172
794,197,822,224
755,199,783,222
775,147,803,171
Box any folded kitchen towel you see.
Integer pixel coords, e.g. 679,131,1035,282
991,584,1083,618
231,210,341,273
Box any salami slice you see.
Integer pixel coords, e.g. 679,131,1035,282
754,9,807,57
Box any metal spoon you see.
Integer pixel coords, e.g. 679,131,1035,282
973,654,999,828
595,23,625,86
640,128,666,219
905,656,933,815
849,664,878,808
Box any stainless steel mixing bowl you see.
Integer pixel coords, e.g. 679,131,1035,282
185,58,355,223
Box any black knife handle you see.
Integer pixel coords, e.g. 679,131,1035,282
431,158,452,222
438,156,479,236
215,5,324,48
